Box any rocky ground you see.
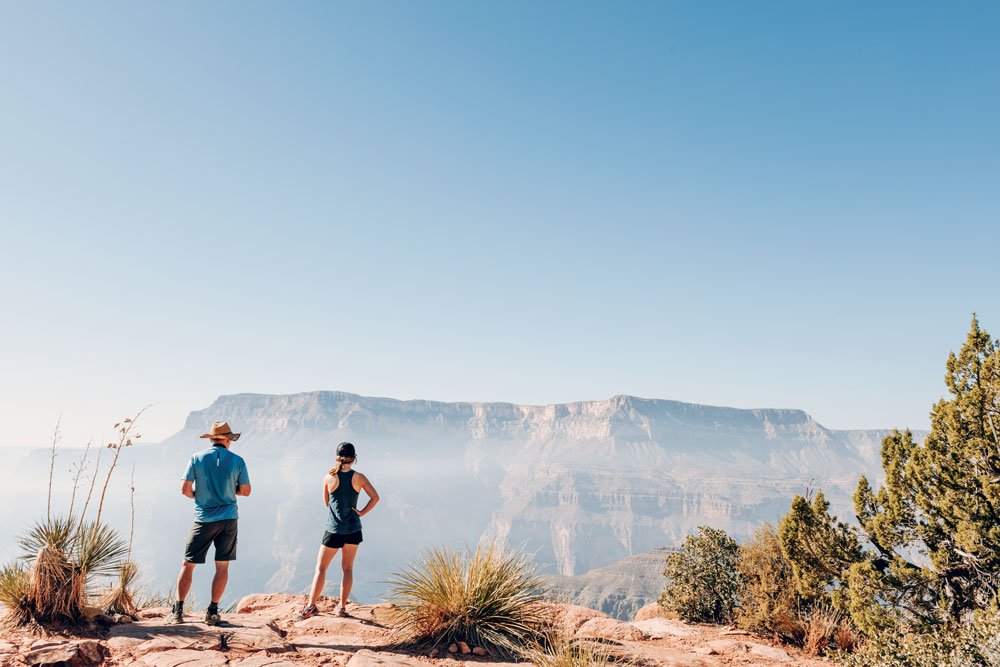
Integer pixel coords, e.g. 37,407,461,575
0,595,830,667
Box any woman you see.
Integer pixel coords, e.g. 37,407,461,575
297,441,380,619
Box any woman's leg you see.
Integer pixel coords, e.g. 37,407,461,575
337,544,359,611
306,545,339,608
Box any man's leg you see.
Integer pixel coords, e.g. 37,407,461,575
338,544,359,611
211,560,230,604
177,562,196,601
306,545,339,609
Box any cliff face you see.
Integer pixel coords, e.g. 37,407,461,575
0,391,907,607
123,390,908,605
545,547,679,620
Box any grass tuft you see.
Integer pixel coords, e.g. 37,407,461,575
387,541,545,657
521,633,624,667
100,561,139,617
0,563,30,626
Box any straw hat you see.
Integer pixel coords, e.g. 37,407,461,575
200,421,241,441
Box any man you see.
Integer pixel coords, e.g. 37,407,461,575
169,421,251,625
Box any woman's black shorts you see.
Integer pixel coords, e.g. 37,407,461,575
321,530,363,549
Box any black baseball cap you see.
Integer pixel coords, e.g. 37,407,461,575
337,442,356,458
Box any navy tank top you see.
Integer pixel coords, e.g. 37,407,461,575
326,470,362,534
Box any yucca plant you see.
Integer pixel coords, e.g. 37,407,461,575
387,541,546,657
4,515,129,626
1,412,144,627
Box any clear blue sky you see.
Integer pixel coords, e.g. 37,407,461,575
1,2,998,447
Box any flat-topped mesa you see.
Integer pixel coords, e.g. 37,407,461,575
174,390,836,447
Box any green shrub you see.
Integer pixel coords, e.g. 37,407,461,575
736,523,803,642
658,526,742,624
840,609,1000,667
387,541,545,657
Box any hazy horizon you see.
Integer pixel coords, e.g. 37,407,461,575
0,385,944,449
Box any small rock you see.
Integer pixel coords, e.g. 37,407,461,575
472,646,487,656
457,641,471,655
576,617,646,642
24,640,106,667
235,593,303,614
632,618,697,639
447,644,458,654
633,602,668,622
706,639,748,654
748,642,794,662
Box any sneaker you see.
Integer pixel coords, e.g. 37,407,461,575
167,604,185,625
294,604,318,621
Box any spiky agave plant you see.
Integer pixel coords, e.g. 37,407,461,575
387,541,545,657
11,516,128,624
18,516,80,622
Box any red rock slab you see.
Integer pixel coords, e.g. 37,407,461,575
138,648,229,667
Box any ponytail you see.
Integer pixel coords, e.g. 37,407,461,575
329,454,356,476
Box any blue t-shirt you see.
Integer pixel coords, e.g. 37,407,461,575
183,445,250,523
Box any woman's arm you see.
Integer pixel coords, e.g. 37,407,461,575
322,475,333,507
353,473,380,517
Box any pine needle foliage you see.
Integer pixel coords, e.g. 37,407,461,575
839,608,1000,667
386,541,545,657
851,316,1000,627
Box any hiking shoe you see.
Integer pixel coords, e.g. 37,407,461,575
167,605,185,625
205,608,221,626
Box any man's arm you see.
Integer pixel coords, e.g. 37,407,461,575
181,458,196,498
236,460,251,497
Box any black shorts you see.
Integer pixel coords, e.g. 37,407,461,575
184,519,238,563
321,530,363,549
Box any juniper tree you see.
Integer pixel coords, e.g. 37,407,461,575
778,490,863,606
852,316,1000,626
